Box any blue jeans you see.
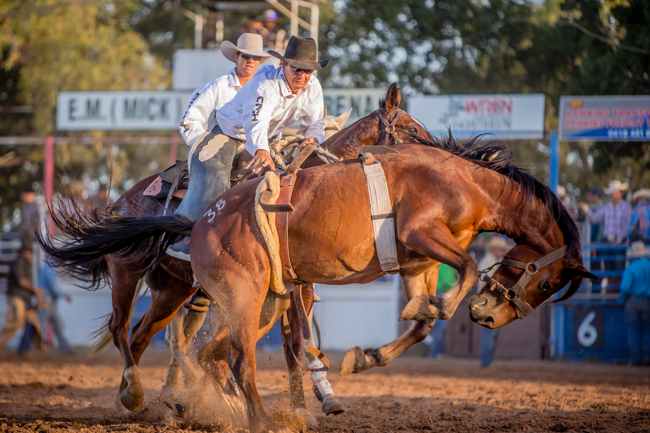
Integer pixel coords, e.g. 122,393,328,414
428,319,448,358
480,327,501,367
624,295,650,365
41,303,71,353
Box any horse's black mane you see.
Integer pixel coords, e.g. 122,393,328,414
423,130,581,262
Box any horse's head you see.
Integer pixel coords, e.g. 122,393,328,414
324,108,352,140
469,242,596,328
320,83,432,159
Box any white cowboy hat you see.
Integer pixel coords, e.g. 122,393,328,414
627,241,650,259
632,188,650,204
486,236,511,252
221,33,271,64
604,180,629,195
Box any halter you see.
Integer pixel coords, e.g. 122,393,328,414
375,108,406,147
478,246,568,319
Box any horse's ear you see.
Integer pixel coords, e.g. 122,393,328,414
383,83,401,110
569,265,597,281
334,108,352,128
554,265,597,303
323,106,327,119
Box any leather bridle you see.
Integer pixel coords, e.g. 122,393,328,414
375,108,406,146
375,108,436,147
478,246,568,319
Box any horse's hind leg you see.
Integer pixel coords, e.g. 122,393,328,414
191,307,247,424
119,267,195,411
107,258,147,412
163,295,209,396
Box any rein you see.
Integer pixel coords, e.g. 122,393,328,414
478,246,568,319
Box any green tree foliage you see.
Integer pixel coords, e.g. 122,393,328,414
0,0,172,228
321,0,650,199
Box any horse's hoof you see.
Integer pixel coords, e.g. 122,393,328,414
322,397,345,415
114,394,130,415
295,408,318,428
340,346,370,377
119,366,144,411
118,390,144,412
400,294,436,321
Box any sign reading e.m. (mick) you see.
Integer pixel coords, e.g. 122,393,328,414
559,96,650,141
57,92,191,131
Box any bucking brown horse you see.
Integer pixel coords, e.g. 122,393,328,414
41,133,595,432
38,84,434,421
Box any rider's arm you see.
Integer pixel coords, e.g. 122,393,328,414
179,83,218,148
242,84,276,156
299,87,326,143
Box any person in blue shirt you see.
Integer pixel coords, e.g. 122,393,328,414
628,189,650,243
619,241,650,366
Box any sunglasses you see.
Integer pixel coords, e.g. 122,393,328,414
239,53,262,61
289,65,314,75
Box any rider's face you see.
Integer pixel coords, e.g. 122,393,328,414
236,52,261,78
282,62,312,93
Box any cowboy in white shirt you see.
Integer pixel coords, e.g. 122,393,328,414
169,34,271,259
169,36,330,260
179,34,271,148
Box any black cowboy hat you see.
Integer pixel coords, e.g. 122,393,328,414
268,36,330,70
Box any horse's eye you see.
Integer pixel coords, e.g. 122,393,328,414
409,127,417,134
541,281,552,292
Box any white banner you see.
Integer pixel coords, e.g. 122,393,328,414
323,88,386,124
408,94,546,140
57,88,387,131
57,92,191,131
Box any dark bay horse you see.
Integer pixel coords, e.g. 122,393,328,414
39,83,433,417
42,139,594,432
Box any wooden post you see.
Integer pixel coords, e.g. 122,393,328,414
44,135,55,236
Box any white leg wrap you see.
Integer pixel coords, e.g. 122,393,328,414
309,360,334,398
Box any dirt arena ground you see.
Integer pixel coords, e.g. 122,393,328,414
0,347,648,433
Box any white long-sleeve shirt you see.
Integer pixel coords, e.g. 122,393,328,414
179,68,242,147
216,65,325,156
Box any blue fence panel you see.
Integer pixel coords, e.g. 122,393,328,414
554,243,631,363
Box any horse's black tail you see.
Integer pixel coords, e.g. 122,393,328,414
35,198,194,291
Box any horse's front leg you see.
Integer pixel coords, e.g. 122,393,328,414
339,268,438,377
399,225,478,321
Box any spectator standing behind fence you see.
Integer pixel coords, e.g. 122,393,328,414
579,180,632,285
586,187,605,243
427,264,458,358
619,241,650,366
478,236,512,368
0,243,43,351
628,189,650,243
578,180,632,244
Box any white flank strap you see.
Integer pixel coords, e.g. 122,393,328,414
362,161,400,273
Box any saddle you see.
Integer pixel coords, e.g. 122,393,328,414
143,152,255,208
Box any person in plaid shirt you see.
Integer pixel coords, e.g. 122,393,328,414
579,180,632,244
628,189,650,243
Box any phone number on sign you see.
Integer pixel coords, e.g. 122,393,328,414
607,128,650,139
